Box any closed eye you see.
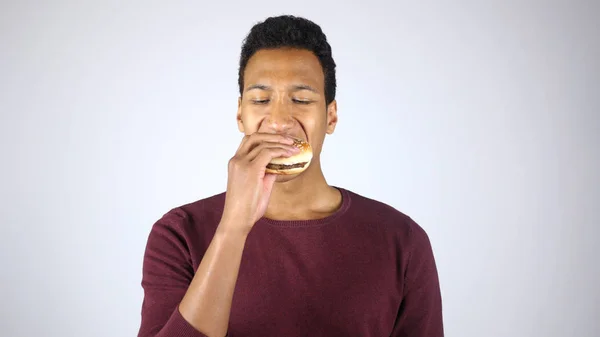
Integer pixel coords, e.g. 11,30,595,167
292,99,312,105
252,99,270,105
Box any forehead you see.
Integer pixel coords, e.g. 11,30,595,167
243,48,324,90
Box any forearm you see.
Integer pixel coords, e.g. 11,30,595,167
178,223,248,337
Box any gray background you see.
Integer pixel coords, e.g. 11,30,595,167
1,1,598,336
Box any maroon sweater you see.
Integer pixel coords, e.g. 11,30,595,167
138,188,443,337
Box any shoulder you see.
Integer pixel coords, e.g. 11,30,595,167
146,192,226,247
341,188,430,242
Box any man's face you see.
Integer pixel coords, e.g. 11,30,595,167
237,48,337,178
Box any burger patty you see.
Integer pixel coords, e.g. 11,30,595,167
266,162,308,170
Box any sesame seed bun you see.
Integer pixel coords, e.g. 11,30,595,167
265,138,313,175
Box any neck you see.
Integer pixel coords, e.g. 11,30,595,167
265,160,341,220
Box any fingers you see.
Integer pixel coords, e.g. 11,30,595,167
263,172,277,185
229,136,299,175
251,146,296,169
246,142,299,162
237,133,295,156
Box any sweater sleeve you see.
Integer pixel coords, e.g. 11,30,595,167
391,222,444,337
137,209,209,337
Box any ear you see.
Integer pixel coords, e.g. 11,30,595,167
237,96,245,133
325,100,338,135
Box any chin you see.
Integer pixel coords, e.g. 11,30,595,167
273,170,306,183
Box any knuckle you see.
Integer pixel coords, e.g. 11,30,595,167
229,156,242,167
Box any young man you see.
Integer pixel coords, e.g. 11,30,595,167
138,15,443,337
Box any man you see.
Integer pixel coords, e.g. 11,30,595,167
138,15,443,337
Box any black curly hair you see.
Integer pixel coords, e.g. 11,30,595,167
238,15,337,106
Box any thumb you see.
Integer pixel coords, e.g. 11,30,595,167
262,173,277,195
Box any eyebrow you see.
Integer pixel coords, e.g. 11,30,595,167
245,84,271,92
245,84,319,93
291,84,318,93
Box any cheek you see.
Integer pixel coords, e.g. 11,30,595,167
292,109,319,129
296,109,328,142
298,106,327,127
240,108,266,131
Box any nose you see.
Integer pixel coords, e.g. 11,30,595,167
263,99,294,134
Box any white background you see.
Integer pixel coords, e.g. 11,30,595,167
1,1,598,336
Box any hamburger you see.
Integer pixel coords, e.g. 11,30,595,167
266,138,313,175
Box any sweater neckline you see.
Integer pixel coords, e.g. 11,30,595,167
257,187,352,228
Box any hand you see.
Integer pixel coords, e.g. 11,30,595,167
219,133,300,234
